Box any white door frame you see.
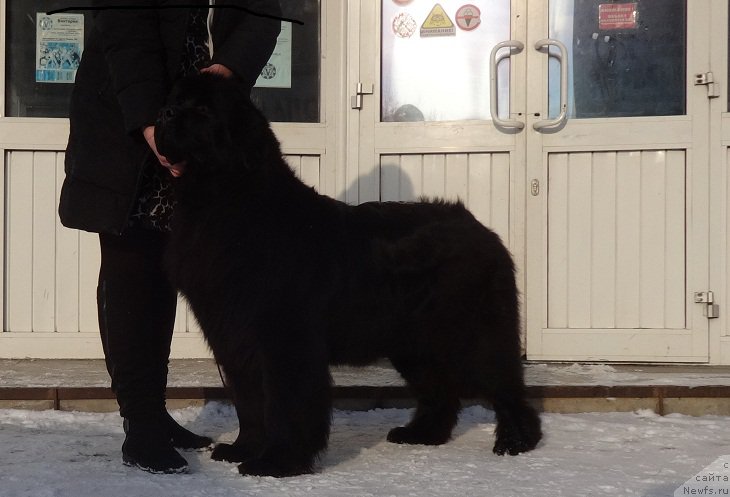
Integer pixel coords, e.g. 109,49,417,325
710,0,730,365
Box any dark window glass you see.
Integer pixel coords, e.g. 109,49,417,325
251,0,321,123
5,0,93,118
550,0,686,119
5,0,321,122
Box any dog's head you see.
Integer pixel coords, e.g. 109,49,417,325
155,73,268,175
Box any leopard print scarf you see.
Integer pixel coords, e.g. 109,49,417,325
130,7,211,232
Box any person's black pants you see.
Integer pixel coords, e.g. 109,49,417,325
97,227,178,420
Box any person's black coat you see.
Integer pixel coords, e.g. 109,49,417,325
59,0,281,234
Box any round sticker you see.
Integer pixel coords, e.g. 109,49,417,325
260,63,277,80
393,0,413,5
392,12,417,39
455,4,481,31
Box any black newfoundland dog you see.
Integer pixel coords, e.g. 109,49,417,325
156,74,541,477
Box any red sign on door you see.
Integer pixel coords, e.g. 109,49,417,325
598,3,638,30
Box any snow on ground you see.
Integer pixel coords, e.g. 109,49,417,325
527,363,730,387
1,403,730,497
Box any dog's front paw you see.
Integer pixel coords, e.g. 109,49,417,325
237,455,313,478
493,436,531,456
492,427,541,456
493,406,542,456
386,426,450,445
211,442,251,462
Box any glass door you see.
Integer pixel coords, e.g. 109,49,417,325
525,0,710,361
353,0,528,287
354,0,712,362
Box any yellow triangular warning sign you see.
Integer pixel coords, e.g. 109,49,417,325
420,4,455,37
422,4,453,28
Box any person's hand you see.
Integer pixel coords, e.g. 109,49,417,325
143,125,186,177
200,64,234,78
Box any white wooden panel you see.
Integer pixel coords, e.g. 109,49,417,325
664,150,686,329
379,153,511,244
173,295,188,334
55,152,81,333
6,151,34,332
32,152,58,332
6,150,102,334
380,155,400,202
284,155,322,192
284,155,301,173
547,150,686,330
488,153,511,243
176,298,202,335
640,151,668,328
547,154,569,329
467,154,492,229
445,154,468,204
422,154,446,199
567,153,592,329
590,152,618,328
539,328,700,362
399,154,422,200
55,155,97,333
614,151,642,328
300,156,321,191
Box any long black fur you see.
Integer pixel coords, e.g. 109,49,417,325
156,73,542,477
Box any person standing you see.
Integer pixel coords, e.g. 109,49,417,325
59,0,281,474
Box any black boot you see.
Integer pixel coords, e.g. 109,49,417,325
122,418,189,474
162,411,213,450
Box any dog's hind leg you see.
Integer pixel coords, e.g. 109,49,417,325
473,350,542,456
387,356,461,445
491,388,542,456
473,269,542,455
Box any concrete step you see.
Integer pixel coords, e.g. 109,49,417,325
2,359,730,416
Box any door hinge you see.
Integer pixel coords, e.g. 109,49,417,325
694,72,720,99
694,291,720,319
351,82,374,110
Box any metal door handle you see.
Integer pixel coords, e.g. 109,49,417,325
489,40,525,130
533,38,568,131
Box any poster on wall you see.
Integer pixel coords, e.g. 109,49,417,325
35,13,83,83
255,21,292,89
